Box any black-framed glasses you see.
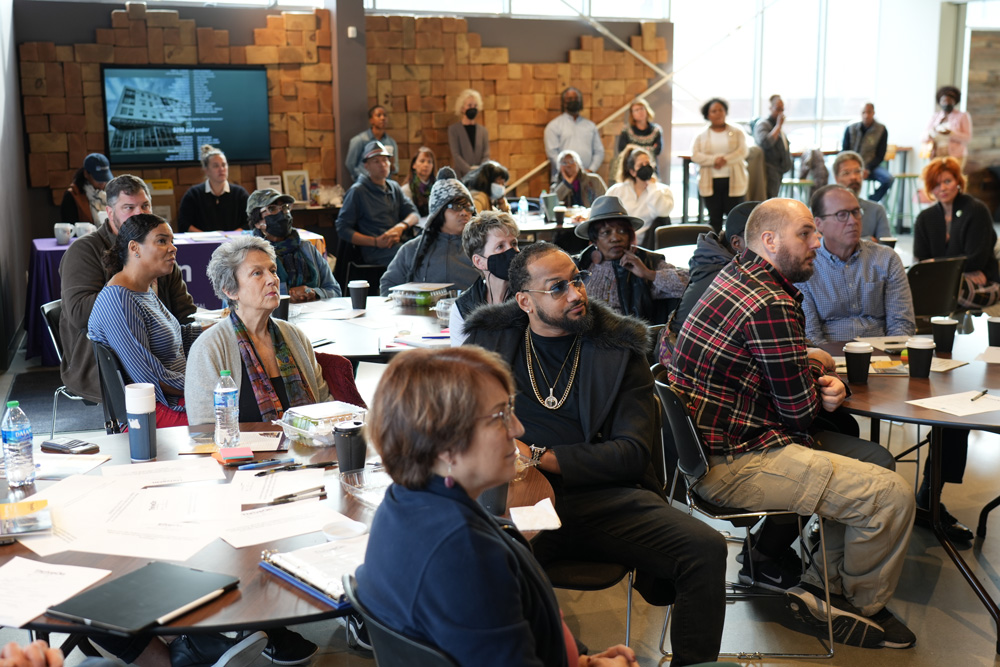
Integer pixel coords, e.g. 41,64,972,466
447,200,476,213
479,396,517,430
522,271,590,299
817,207,862,223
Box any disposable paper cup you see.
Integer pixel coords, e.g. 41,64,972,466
334,420,367,473
906,338,935,378
989,317,1000,347
348,280,369,310
124,383,157,462
930,316,958,354
274,294,291,320
843,342,873,384
879,237,897,248
553,206,566,226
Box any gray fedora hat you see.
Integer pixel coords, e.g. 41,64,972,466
574,195,644,239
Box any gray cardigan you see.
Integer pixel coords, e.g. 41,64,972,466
184,317,330,426
447,123,490,179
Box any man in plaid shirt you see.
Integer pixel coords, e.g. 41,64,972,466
668,198,916,650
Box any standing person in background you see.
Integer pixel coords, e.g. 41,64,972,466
544,87,605,180
924,86,972,168
605,146,674,242
753,94,792,199
448,89,491,179
552,149,606,208
401,146,437,223
611,98,662,180
60,153,112,224
345,105,399,182
177,144,249,233
464,161,512,213
691,97,748,233
842,103,894,203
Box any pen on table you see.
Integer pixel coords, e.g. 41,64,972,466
268,486,327,506
255,460,339,476
235,459,288,471
274,485,326,501
254,463,303,477
971,389,989,402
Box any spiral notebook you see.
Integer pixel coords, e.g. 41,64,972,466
260,535,368,609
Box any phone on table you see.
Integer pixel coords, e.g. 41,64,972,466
40,437,100,455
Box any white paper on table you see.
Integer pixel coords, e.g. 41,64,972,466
509,498,562,532
0,557,110,628
70,522,218,561
931,358,968,372
347,317,399,330
101,457,225,487
855,336,911,351
230,469,326,504
297,309,365,321
106,484,241,527
221,499,341,548
907,391,1000,416
35,453,111,479
291,300,347,315
185,232,226,242
976,347,1000,364
237,431,285,452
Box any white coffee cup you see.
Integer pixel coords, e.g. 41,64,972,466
843,342,874,354
54,223,74,245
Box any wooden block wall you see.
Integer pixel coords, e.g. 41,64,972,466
968,30,1000,171
19,3,334,211
365,16,668,196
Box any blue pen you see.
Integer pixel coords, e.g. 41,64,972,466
238,459,290,471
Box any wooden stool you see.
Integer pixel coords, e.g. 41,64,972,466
890,173,921,234
779,178,813,203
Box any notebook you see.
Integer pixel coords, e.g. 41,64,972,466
46,561,238,635
260,534,368,609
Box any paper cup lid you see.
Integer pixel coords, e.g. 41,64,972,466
907,338,936,349
348,280,370,288
124,383,156,413
930,316,958,325
843,342,873,353
989,317,1000,323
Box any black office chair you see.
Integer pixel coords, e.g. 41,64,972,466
545,560,635,645
40,299,96,437
654,378,834,659
91,339,130,434
655,224,712,250
907,256,965,334
341,574,458,667
333,236,387,296
640,216,672,250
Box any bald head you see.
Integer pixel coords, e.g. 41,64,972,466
744,198,821,283
745,199,811,254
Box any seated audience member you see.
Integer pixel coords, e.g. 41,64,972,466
177,144,250,233
356,346,640,667
248,189,340,302
605,146,674,240
185,236,331,425
552,149,607,208
400,146,436,220
60,175,196,403
381,168,479,295
448,88,491,178
572,195,688,323
544,87,605,180
463,160,511,213
798,184,913,344
336,141,419,267
60,153,112,224
464,243,727,665
843,103,894,203
914,157,1000,308
448,210,520,346
344,105,399,181
669,198,916,649
691,97,748,233
88,214,201,427
832,151,890,241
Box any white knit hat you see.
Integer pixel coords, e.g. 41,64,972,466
426,167,474,223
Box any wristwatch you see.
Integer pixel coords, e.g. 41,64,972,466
529,444,547,464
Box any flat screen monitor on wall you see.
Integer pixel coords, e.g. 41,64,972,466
101,65,271,166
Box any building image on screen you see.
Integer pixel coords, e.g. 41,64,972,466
102,66,271,166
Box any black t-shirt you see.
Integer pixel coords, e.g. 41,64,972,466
512,330,585,451
238,363,290,422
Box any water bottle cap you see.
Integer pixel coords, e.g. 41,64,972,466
220,370,232,377
6,401,17,408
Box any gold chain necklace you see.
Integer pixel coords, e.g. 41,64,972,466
524,327,581,410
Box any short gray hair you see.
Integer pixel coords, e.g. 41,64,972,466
556,149,583,171
461,210,519,260
206,235,276,304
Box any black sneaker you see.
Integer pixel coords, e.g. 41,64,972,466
869,607,917,649
738,555,801,592
171,634,248,667
344,611,373,652
786,583,884,648
260,627,317,665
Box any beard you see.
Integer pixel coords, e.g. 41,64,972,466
535,299,595,335
774,244,815,283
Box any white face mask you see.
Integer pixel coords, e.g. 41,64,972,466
490,183,506,201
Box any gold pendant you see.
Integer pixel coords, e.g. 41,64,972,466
543,391,559,409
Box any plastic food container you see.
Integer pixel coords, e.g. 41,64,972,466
388,282,453,307
434,297,456,323
274,401,366,447
340,466,393,510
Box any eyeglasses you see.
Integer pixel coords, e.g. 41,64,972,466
522,271,590,298
447,201,476,213
817,207,862,223
479,396,517,430
264,203,291,215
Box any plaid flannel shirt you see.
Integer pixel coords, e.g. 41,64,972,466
667,249,826,457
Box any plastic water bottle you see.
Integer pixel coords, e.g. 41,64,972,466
214,371,239,447
518,195,529,225
1,401,34,487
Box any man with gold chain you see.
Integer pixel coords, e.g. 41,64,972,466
463,242,727,666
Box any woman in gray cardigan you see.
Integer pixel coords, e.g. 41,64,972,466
448,88,490,179
185,236,329,426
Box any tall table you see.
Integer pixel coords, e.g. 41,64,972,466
1,424,552,640
833,326,1000,652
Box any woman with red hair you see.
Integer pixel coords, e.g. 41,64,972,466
914,157,999,308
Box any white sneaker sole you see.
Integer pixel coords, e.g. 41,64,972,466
786,586,884,648
212,631,269,667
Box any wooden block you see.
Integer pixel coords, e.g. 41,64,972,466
416,17,442,34
285,146,308,163
56,45,74,62
146,9,180,27
86,132,104,151
641,22,657,51
271,131,289,148
126,2,145,18
49,115,86,133
245,46,280,65
111,10,129,28
442,17,462,33
24,115,49,133
148,28,164,63
469,47,508,65
495,79,520,95
467,33,481,49
304,130,330,147
19,43,39,61
304,113,333,131
66,97,84,114
68,132,87,166
300,97,318,113
300,63,331,82
630,35,642,50
625,79,645,96
179,19,196,46
569,50,592,64
280,79,297,96
401,16,415,49
40,97,66,114
214,47,230,64
454,33,468,65
278,46,309,63
84,96,104,132
269,97,300,113
317,29,331,48
164,44,197,64
230,46,246,64
114,28,130,47
29,154,49,188
96,29,115,45
115,46,150,64
420,97,445,112
198,30,216,62
270,113,287,132
30,132,68,153
320,146,336,181
82,81,103,97
74,44,113,63
376,79,393,107
402,49,415,65
254,28,285,47
287,112,305,146
176,166,201,184
286,30,303,46
315,8,331,32
163,28,180,46
395,80,420,96
366,15,388,32
483,64,507,80
266,15,285,30
317,83,333,113
534,64,557,79
283,12,316,31
129,19,147,47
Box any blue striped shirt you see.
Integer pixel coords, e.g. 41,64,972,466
796,239,915,345
88,285,201,410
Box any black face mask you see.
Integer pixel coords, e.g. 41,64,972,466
465,107,478,120
486,247,518,281
263,211,293,238
636,164,654,182
942,103,955,113
565,99,583,113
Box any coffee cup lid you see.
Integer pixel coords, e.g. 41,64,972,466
879,236,897,241
930,316,958,325
348,280,370,288
989,317,1000,323
843,342,873,353
907,337,936,349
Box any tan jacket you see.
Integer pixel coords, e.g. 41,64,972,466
691,124,749,198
